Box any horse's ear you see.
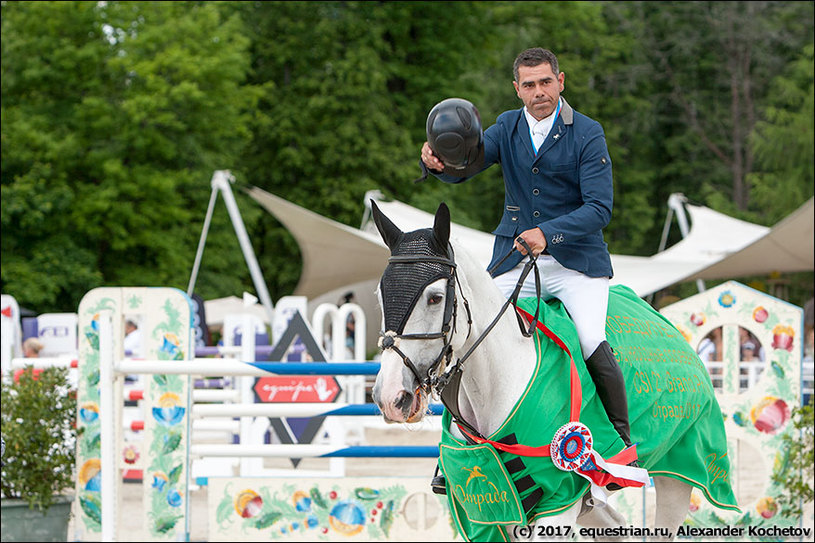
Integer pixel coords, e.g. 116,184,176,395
433,202,451,247
371,199,403,251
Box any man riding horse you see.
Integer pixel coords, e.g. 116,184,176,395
419,48,635,484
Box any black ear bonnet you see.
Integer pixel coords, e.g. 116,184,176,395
380,228,453,334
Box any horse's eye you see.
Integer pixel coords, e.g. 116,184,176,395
428,294,443,306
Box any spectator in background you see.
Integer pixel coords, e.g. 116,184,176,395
341,291,356,360
739,327,765,362
23,337,44,358
123,319,143,358
123,319,144,384
740,341,758,362
697,327,722,362
698,327,723,389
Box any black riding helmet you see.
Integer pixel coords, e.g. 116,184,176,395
426,98,485,177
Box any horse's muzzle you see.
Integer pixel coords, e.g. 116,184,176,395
373,386,424,423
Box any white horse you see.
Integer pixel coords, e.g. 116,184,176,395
369,201,736,542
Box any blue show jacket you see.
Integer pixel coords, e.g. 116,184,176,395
432,98,614,279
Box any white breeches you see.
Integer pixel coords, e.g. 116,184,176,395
493,255,610,359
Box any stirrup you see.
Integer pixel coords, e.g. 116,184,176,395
431,465,447,495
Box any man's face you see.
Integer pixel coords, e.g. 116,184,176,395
513,62,565,121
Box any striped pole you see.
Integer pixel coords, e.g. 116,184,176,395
116,359,382,376
191,402,444,418
129,418,242,433
195,345,276,356
190,444,439,458
126,389,240,403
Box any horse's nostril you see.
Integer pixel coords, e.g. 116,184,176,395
394,390,413,411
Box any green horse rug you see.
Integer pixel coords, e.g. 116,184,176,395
439,285,739,541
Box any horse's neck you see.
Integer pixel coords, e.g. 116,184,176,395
452,244,537,437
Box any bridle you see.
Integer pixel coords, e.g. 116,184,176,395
378,238,544,437
378,244,472,394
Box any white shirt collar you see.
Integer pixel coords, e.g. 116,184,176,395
524,97,561,138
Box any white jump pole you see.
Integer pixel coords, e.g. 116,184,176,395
336,303,366,411
335,303,366,364
10,357,78,369
312,303,338,358
240,311,259,477
99,310,116,542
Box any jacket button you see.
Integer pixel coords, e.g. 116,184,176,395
533,211,540,218
532,167,539,174
532,188,540,196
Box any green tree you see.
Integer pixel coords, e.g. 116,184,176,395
772,398,814,516
747,43,814,224
2,1,812,315
231,1,497,296
606,1,813,220
2,1,257,311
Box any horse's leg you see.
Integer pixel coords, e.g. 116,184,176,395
504,500,581,542
652,476,693,541
576,490,627,528
574,490,629,542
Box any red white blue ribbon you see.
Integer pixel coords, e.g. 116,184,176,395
550,422,650,505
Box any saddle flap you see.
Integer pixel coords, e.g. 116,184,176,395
439,443,525,526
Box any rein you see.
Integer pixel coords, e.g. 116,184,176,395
379,238,547,441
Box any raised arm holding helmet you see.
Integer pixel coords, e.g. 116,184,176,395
421,48,635,483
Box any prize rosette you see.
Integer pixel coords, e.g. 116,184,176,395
549,422,650,506
550,422,593,472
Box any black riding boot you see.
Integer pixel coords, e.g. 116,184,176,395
584,341,633,448
585,341,639,490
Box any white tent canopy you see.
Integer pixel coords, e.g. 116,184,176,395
204,295,271,326
248,187,389,299
609,200,772,296
246,187,813,300
688,197,814,280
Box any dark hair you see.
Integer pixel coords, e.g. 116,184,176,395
513,48,559,81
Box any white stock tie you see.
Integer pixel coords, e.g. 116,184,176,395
532,125,547,153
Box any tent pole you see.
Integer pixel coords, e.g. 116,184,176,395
657,208,674,254
211,171,276,324
187,185,220,297
668,193,706,293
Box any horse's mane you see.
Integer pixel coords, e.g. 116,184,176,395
448,237,507,309
444,237,538,437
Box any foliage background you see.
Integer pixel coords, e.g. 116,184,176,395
2,1,813,312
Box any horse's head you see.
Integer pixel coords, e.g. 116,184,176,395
370,200,470,423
